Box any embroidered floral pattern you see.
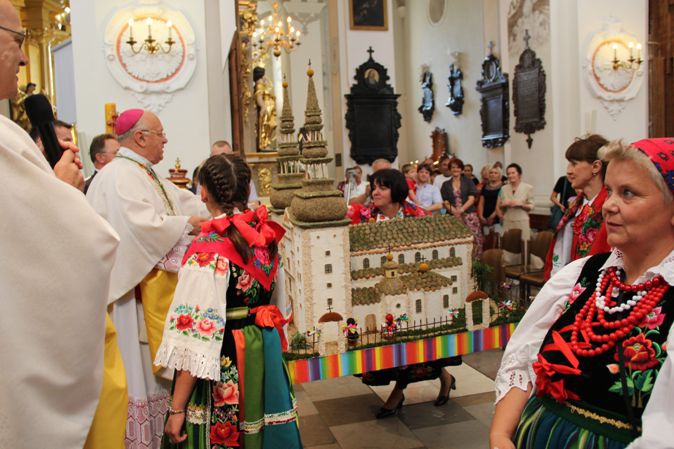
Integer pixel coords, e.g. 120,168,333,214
209,356,241,448
253,246,274,276
640,306,666,330
195,231,225,243
616,334,660,371
169,304,225,342
215,257,230,277
568,283,586,305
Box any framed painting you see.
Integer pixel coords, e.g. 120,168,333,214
350,0,388,31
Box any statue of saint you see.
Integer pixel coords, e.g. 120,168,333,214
253,67,277,151
10,82,36,131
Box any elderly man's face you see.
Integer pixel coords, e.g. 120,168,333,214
138,112,167,164
0,0,28,100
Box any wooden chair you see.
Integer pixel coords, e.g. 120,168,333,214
519,230,554,305
479,249,505,299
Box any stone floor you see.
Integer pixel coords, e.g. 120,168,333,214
296,349,503,449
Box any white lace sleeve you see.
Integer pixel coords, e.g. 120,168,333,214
155,225,193,272
494,257,588,403
626,321,674,449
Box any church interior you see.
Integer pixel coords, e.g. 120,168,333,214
3,1,672,448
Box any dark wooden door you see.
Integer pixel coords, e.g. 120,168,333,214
649,0,674,136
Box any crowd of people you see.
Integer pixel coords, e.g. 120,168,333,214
3,1,674,448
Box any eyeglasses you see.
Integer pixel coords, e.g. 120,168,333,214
0,24,26,48
140,129,167,138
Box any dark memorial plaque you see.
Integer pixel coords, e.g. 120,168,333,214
513,29,546,148
345,47,401,165
475,43,510,149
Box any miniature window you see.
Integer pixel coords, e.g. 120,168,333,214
443,295,449,308
396,303,401,308
432,249,439,260
451,275,458,282
327,283,332,288
363,258,370,269
381,256,387,266
325,264,332,274
327,298,333,307
316,235,320,240
415,252,421,262
415,299,422,313
452,287,458,294
450,248,456,257
398,254,405,264
325,250,331,256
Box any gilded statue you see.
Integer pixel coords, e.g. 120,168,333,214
10,82,36,131
254,67,277,151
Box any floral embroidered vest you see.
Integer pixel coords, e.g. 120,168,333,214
534,253,674,432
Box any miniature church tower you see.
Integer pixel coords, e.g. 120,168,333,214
270,76,304,214
281,63,352,337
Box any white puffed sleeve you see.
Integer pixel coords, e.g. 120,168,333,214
626,321,674,449
494,257,588,403
154,252,230,380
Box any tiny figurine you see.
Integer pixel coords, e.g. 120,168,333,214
418,68,434,122
381,313,398,339
343,317,360,346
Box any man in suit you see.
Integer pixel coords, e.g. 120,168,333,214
85,133,119,193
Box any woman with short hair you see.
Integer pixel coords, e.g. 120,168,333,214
496,163,534,241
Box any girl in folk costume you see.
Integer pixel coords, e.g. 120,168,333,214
544,135,612,280
155,155,302,449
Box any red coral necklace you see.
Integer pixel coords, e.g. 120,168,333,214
570,267,667,357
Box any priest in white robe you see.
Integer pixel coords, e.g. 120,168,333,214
87,108,208,448
0,2,126,447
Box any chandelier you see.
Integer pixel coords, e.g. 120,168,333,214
125,17,175,55
252,1,301,58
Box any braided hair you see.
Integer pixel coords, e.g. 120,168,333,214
199,154,277,263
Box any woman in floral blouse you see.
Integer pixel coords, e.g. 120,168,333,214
154,154,302,449
544,134,611,280
490,139,674,449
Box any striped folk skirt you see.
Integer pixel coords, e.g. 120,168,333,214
162,317,302,449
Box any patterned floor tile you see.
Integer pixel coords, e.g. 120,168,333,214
462,349,504,380
396,400,475,430
330,418,424,449
412,420,490,449
296,387,319,416
301,375,374,402
313,393,384,426
299,414,337,447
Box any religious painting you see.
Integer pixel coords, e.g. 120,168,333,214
475,47,510,149
350,0,388,31
513,30,546,148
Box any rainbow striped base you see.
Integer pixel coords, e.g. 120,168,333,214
287,323,516,384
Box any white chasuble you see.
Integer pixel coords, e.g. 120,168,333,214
0,116,120,449
86,148,206,449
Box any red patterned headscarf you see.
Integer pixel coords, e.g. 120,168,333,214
631,138,674,194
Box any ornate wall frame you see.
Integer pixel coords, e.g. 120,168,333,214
475,50,509,149
583,22,645,119
513,30,546,148
103,6,197,113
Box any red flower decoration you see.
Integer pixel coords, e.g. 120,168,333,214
615,334,660,371
533,354,580,403
210,421,239,447
640,306,665,330
196,252,215,267
175,314,194,331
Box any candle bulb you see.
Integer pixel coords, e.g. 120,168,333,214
612,43,618,60
167,20,173,40
128,18,134,39
636,43,642,61
146,17,153,38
